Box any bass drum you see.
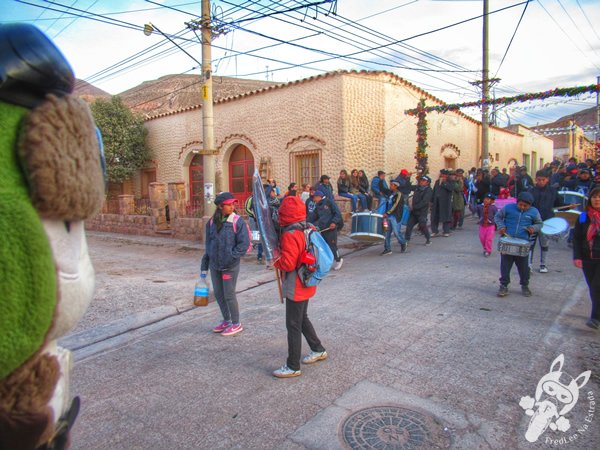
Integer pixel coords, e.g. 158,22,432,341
350,212,385,242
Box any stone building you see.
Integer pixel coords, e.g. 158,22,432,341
86,70,553,240
142,70,553,206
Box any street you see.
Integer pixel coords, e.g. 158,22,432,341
67,217,599,449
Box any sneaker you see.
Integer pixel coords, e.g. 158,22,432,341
333,258,344,270
430,232,439,238
425,240,432,246
212,321,231,333
257,257,263,264
381,249,392,256
302,350,328,365
585,319,600,330
484,251,490,257
272,365,301,378
497,285,509,297
539,265,548,273
442,233,450,237
221,323,243,336
400,243,407,253
521,286,532,297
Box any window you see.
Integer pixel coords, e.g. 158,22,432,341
444,157,456,169
531,151,537,173
292,150,320,186
523,153,530,171
495,153,500,163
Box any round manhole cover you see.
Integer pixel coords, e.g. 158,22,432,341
341,405,451,449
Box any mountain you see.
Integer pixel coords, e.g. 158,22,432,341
74,79,111,102
544,105,598,128
116,74,279,116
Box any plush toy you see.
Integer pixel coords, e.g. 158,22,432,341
0,23,105,449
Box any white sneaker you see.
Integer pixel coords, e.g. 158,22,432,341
333,258,343,270
302,350,328,364
539,265,548,273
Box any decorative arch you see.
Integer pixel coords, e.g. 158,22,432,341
217,134,258,155
179,140,202,160
440,143,461,159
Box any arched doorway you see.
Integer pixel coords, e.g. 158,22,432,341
229,144,254,205
189,154,204,203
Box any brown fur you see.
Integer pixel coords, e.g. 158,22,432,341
18,94,105,220
0,353,60,448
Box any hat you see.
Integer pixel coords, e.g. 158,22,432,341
390,181,400,187
215,192,236,205
447,170,456,175
484,192,496,200
550,160,561,166
566,164,578,173
440,169,449,175
420,175,431,183
400,169,409,176
456,168,464,174
313,190,325,198
517,192,534,205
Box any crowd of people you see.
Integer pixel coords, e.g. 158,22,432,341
199,159,600,379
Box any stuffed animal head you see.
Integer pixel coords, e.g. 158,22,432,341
0,23,105,449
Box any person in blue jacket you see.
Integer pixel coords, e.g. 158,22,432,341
371,170,390,211
201,192,250,336
494,191,543,298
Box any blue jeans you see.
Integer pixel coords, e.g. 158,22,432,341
339,192,366,212
384,215,406,251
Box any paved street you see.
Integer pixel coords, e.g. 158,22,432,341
66,217,599,449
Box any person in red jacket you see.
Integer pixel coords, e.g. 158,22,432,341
272,196,328,378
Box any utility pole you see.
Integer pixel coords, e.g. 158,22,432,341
201,0,216,217
481,0,490,169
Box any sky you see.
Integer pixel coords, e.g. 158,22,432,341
3,0,600,129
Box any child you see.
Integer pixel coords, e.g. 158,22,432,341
494,192,543,298
273,196,327,378
200,192,250,336
477,193,498,257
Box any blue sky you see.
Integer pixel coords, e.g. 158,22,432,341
3,0,599,128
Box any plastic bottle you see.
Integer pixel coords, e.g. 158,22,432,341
382,218,389,233
194,277,209,307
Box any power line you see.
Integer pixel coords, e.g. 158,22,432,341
575,0,600,42
493,0,530,79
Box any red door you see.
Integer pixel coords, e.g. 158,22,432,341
189,154,204,212
229,145,254,206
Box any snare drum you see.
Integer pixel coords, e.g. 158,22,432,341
350,212,385,242
497,236,531,257
541,217,569,241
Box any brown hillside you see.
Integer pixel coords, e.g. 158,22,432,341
74,79,111,103
117,74,279,116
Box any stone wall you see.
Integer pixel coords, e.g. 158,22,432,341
85,214,156,236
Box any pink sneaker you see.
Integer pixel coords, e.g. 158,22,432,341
212,321,231,333
221,323,243,336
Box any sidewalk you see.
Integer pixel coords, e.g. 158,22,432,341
69,219,599,449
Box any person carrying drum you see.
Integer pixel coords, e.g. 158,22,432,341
308,190,344,270
528,170,572,273
404,175,433,246
494,192,543,298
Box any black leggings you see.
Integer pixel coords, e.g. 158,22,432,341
581,260,600,321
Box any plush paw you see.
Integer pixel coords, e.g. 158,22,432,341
555,416,570,432
520,396,535,410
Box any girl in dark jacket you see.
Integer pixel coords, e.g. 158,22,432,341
573,186,600,329
357,169,373,210
201,192,250,336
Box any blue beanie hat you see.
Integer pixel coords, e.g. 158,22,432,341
517,191,534,205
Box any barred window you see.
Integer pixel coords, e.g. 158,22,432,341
292,150,321,186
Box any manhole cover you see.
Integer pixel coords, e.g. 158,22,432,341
341,405,451,449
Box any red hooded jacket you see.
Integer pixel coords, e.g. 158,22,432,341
273,196,317,301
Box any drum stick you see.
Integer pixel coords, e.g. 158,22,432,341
554,204,579,211
275,268,284,304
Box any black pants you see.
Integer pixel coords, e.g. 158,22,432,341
286,299,325,371
404,212,430,241
499,254,530,287
321,228,341,262
582,261,600,321
431,203,451,234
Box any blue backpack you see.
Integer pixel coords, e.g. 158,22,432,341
297,225,334,287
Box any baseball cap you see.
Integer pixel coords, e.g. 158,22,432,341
215,192,236,205
400,169,409,176
313,190,325,198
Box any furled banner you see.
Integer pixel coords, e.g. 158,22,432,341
252,169,279,262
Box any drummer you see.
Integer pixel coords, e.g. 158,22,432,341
494,192,543,298
528,170,573,273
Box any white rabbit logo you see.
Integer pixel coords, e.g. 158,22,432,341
520,354,591,443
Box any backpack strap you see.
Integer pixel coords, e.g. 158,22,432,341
579,212,587,224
